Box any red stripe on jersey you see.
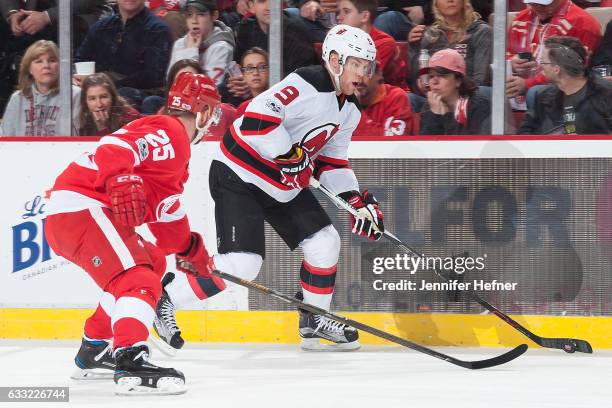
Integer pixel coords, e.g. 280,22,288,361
230,125,279,168
315,164,337,179
241,125,279,136
221,131,291,191
316,155,350,167
243,112,282,124
304,260,337,276
301,281,335,294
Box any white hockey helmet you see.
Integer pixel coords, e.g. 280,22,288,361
322,24,377,88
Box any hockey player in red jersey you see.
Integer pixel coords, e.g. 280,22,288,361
44,72,222,395
154,25,385,352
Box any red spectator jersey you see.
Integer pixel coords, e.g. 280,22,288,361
147,0,181,11
369,27,409,90
46,115,194,255
507,0,602,89
354,84,417,137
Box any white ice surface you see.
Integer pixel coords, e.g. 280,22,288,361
0,340,609,408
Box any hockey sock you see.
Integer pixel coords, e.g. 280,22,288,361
186,274,227,300
300,260,336,310
109,266,161,349
83,291,115,340
163,272,227,308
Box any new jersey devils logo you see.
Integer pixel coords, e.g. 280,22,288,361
300,123,339,155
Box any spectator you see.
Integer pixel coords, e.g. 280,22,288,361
236,47,270,115
354,61,417,136
168,0,235,86
77,73,140,136
0,1,106,115
1,0,107,48
234,0,318,75
148,0,189,41
226,0,318,103
286,0,330,42
162,59,236,138
591,20,612,82
0,40,80,136
374,1,427,41
336,0,409,89
407,0,492,89
419,48,491,135
219,0,253,32
519,36,612,135
75,0,173,112
505,0,602,104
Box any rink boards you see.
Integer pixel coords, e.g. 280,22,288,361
1,136,611,348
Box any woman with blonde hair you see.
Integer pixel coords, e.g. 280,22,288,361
407,0,492,91
78,73,140,136
0,40,80,136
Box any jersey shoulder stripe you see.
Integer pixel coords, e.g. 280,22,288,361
221,126,291,191
240,111,282,136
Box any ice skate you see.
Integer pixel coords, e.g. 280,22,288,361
296,292,360,351
114,343,186,396
71,337,115,380
151,273,184,357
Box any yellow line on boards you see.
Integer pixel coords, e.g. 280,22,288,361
0,309,609,348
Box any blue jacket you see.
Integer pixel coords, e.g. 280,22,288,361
75,7,171,91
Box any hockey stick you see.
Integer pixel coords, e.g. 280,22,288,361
211,269,527,369
309,177,593,354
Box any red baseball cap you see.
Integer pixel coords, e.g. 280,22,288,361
419,48,466,76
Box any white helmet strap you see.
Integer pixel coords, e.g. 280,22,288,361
192,111,211,145
325,56,344,93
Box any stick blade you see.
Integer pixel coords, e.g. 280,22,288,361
452,344,529,370
539,338,593,354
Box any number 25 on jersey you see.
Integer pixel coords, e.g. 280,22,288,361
145,129,175,161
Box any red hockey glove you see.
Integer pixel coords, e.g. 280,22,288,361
106,174,146,227
340,190,385,240
274,146,314,189
176,232,213,278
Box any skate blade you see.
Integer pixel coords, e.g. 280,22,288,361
300,338,361,352
115,376,186,396
70,367,114,380
148,330,178,357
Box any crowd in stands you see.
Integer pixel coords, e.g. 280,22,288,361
1,0,612,137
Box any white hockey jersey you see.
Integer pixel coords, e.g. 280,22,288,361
215,65,361,203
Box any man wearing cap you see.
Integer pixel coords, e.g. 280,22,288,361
168,0,235,86
519,36,612,135
506,0,601,101
419,48,491,135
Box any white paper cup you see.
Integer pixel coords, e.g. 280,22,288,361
75,61,95,75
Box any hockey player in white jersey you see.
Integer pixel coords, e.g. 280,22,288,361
154,25,385,352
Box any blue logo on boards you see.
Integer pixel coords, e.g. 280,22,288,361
12,195,52,273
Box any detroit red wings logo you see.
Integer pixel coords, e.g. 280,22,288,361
299,123,339,155
155,194,183,222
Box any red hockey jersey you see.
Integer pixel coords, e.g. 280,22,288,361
46,115,194,254
506,0,602,89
